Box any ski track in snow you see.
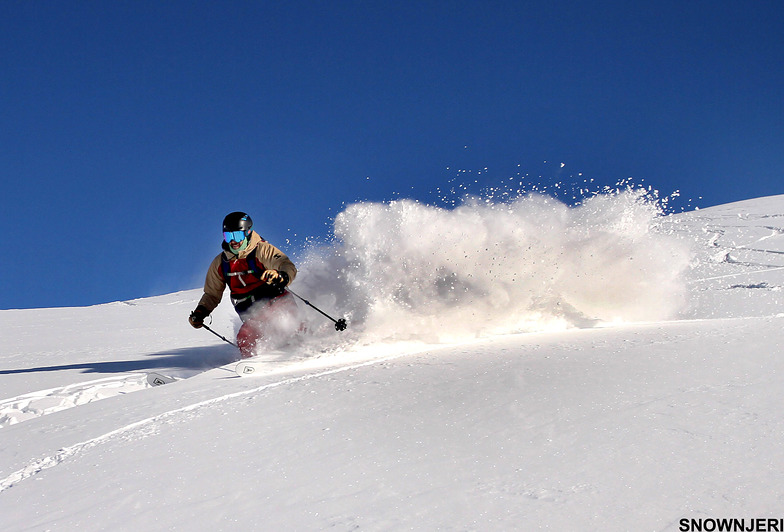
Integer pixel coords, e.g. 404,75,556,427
0,374,149,428
676,211,784,289
0,347,426,493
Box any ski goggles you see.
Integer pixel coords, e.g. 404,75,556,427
223,230,248,243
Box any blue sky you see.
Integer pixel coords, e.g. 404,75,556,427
1,1,782,310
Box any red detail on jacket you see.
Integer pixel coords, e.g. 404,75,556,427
223,257,267,296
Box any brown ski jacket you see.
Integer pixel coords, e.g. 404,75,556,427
197,231,297,313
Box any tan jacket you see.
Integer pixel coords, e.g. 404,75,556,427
197,231,297,313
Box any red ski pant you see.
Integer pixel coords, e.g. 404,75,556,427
235,292,298,358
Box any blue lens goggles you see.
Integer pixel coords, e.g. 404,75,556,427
223,230,248,243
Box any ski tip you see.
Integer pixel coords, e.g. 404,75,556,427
240,364,256,375
146,372,177,387
235,361,260,376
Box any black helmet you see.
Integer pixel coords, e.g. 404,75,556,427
223,212,253,232
222,212,254,248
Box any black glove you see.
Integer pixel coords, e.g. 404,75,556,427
189,305,210,329
261,269,289,288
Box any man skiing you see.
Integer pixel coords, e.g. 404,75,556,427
189,212,298,358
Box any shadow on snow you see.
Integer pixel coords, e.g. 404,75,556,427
0,345,238,376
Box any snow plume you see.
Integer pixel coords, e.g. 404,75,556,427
295,188,691,346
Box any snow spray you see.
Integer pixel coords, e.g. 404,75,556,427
295,187,691,346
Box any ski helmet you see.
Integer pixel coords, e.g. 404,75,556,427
222,212,253,251
223,212,253,233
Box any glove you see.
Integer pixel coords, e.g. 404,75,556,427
189,305,210,329
261,269,289,288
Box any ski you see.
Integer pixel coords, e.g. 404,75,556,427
235,351,288,376
146,372,178,387
235,360,264,376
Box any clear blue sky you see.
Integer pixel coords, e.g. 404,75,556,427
2,1,782,310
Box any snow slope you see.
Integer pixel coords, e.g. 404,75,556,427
1,193,783,531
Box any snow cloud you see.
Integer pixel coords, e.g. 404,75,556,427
296,188,691,345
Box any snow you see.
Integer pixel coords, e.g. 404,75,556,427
1,193,783,531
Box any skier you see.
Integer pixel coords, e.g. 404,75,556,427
189,212,299,358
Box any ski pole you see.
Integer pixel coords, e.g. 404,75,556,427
288,289,348,331
203,323,238,347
